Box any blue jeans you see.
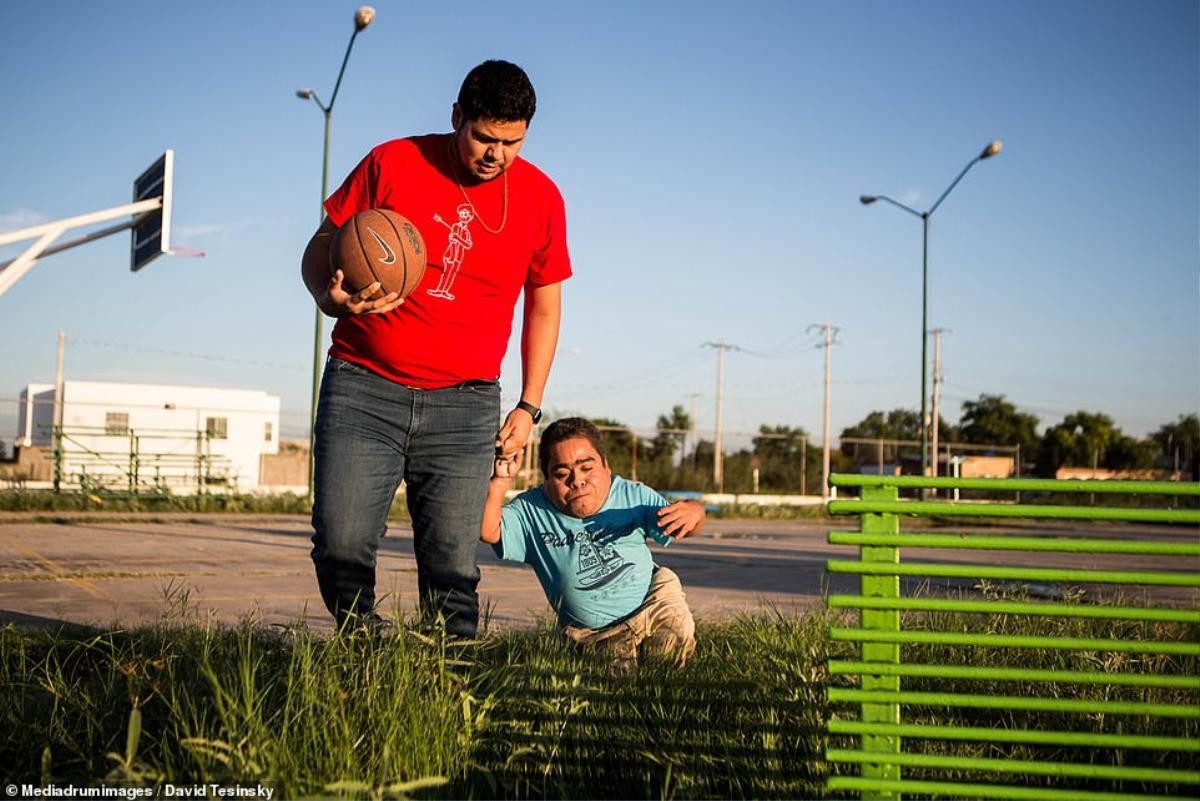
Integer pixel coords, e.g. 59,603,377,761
310,357,499,638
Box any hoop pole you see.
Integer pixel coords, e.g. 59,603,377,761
0,198,162,298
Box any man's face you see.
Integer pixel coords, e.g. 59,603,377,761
451,105,527,182
542,436,612,519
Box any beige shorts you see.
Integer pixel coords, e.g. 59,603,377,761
561,566,696,670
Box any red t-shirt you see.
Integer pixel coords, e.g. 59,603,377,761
323,134,571,388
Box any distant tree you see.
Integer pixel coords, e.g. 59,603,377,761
934,416,961,444
1038,411,1114,474
650,405,691,465
841,409,922,442
589,417,635,477
722,450,754,494
712,426,849,495
1104,435,1158,473
958,394,1040,456
632,406,692,488
838,408,953,471
682,439,716,492
1150,414,1200,479
1037,411,1155,475
586,412,700,487
752,424,810,493
841,409,903,470
692,439,715,470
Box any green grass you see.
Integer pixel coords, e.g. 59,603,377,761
0,489,837,522
0,612,838,799
0,608,1195,800
0,490,412,522
0,490,311,515
711,503,830,520
1,620,480,797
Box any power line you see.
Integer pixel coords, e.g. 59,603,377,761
548,346,709,400
66,337,306,371
738,328,824,359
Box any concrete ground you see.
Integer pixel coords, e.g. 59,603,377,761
0,512,1194,633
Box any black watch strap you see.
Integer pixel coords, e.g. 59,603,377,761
516,400,542,423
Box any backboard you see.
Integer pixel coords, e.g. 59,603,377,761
131,149,173,272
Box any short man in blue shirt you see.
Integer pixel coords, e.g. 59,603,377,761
481,417,706,672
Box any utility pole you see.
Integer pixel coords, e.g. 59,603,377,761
808,324,839,499
703,342,737,492
929,328,950,478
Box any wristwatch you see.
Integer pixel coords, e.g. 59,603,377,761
515,400,542,423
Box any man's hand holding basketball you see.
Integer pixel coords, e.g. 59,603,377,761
656,500,706,541
319,269,404,317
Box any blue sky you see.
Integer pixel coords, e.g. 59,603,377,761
1,0,1196,449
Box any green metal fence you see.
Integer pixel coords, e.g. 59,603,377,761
823,474,1200,800
50,424,236,495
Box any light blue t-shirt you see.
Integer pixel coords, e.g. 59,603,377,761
495,476,673,629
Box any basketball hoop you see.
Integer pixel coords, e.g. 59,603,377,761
0,150,178,298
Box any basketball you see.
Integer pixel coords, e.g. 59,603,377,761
329,208,426,300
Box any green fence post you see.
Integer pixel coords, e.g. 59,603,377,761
129,430,137,494
860,483,901,799
52,424,62,494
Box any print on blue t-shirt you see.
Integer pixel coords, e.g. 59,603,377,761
495,476,672,629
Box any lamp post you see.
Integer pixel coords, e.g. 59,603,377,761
860,140,1001,484
297,5,375,502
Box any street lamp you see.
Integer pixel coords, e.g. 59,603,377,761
860,140,1001,482
297,5,375,501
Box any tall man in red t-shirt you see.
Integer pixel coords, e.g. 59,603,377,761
300,60,571,638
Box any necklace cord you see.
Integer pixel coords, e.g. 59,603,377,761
448,134,508,235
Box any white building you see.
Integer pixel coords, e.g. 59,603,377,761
17,380,282,493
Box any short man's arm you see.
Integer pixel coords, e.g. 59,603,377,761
481,455,519,545
656,500,706,541
301,218,404,317
496,281,562,456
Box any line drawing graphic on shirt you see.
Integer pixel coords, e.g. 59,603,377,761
428,203,474,300
366,227,396,264
575,533,634,591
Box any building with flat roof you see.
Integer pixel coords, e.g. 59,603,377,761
15,380,287,493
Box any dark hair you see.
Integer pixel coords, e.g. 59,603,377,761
539,417,606,475
457,60,537,124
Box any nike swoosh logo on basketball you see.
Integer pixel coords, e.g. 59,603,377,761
367,227,396,264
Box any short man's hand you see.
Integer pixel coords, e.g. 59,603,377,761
495,405,535,458
320,269,404,317
493,453,520,480
656,500,706,540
